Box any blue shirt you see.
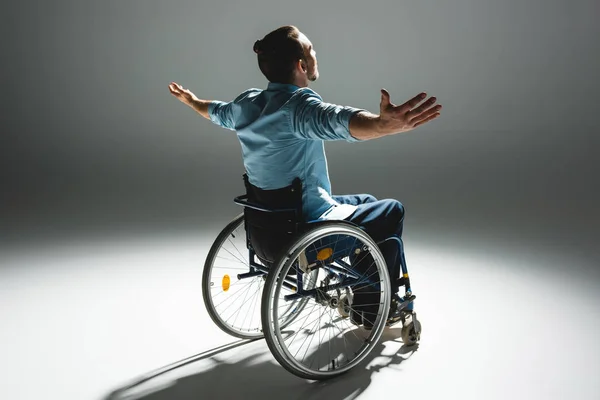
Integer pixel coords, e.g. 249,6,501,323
208,82,365,221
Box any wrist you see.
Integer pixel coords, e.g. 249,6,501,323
375,115,394,136
349,111,390,140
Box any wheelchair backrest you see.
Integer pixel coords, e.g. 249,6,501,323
239,174,303,264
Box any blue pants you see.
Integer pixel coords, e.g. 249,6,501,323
333,194,408,294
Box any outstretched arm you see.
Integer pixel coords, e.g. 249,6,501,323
293,88,442,143
168,82,211,120
349,89,442,140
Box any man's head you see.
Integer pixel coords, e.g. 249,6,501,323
253,25,319,87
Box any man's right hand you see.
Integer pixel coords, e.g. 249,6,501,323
169,82,199,107
168,82,213,120
378,89,442,135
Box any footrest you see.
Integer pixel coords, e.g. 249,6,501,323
397,294,416,312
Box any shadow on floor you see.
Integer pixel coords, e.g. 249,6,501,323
103,328,418,400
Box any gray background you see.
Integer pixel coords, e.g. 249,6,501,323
2,0,599,266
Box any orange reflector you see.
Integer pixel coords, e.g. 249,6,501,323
222,275,231,291
317,248,333,261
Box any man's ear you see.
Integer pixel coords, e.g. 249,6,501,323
299,59,307,72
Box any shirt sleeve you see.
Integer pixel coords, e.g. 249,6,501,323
208,89,262,131
208,100,237,131
290,89,365,142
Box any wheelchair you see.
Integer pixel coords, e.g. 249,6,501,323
201,175,421,380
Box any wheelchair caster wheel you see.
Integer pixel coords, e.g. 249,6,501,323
401,316,421,346
337,294,351,318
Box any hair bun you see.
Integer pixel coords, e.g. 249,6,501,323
253,40,263,54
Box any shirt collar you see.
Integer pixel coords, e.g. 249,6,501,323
267,82,301,92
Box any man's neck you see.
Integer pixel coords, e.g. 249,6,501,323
290,77,309,88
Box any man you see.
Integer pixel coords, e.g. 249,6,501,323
169,25,441,326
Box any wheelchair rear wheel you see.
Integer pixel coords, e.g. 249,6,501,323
261,222,392,380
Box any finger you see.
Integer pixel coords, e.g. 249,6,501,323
410,104,442,124
398,92,427,113
380,88,392,107
413,112,440,128
407,97,438,118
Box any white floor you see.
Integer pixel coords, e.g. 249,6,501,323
1,230,599,400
